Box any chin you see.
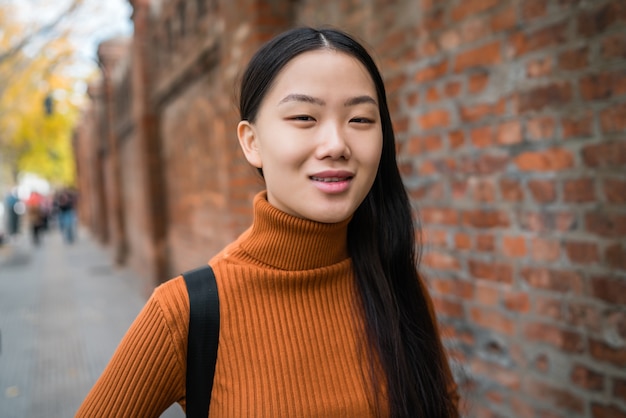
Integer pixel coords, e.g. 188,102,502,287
307,209,352,224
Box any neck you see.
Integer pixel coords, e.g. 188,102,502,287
238,192,351,270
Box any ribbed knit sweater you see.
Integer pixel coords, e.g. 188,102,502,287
76,192,385,417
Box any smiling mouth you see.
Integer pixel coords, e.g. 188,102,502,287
310,176,353,182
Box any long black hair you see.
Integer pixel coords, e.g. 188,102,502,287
239,27,458,418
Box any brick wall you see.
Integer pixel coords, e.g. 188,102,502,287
73,0,626,416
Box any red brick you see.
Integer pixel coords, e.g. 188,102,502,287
491,5,517,32
439,29,461,51
585,212,626,238
590,339,626,367
463,209,510,228
571,364,604,391
563,178,596,202
503,235,527,258
527,116,556,141
419,0,435,11
449,130,465,149
451,180,467,200
521,211,576,233
567,303,602,330
460,98,506,122
455,233,472,250
591,276,626,305
469,71,489,93
470,178,496,203
451,0,499,22
564,241,599,264
393,116,409,135
605,178,626,203
476,234,495,252
459,153,510,175
509,22,568,58
500,178,524,201
470,307,516,335
615,378,626,402
526,379,585,413
582,141,626,167
470,125,493,148
409,182,445,201
432,296,464,318
600,102,626,133
419,39,440,58
602,32,626,59
406,134,442,154
521,267,583,293
524,323,584,353
580,71,626,101
527,56,553,78
414,59,448,83
407,91,419,107
444,81,461,97
503,291,530,312
517,82,572,112
515,148,574,171
471,357,521,389
423,8,446,32
533,353,550,373
496,120,522,145
578,2,626,37
460,16,491,44
454,41,501,72
468,259,513,283
528,180,556,203
591,404,626,418
423,228,448,247
420,207,459,225
474,282,500,306
606,243,626,270
419,109,450,130
431,277,474,300
562,113,593,139
522,0,548,19
534,297,562,320
559,46,589,70
531,238,561,262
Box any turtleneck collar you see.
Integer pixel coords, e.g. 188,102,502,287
238,191,351,271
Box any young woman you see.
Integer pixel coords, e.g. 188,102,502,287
77,27,459,417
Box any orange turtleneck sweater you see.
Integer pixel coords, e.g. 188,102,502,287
76,192,384,417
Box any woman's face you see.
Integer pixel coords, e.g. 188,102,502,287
238,49,383,223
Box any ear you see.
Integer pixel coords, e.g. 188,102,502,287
237,120,263,168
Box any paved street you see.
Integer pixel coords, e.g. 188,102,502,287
0,228,184,418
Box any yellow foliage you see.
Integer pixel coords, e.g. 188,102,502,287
0,2,82,187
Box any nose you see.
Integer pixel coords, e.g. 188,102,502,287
315,122,351,160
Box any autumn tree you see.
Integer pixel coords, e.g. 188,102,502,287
0,0,86,187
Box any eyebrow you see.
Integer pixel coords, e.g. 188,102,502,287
278,93,378,107
279,94,325,106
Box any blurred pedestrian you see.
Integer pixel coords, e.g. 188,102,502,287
56,187,77,244
4,187,21,238
25,191,45,246
77,27,459,417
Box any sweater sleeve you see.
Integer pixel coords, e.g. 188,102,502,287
75,278,188,417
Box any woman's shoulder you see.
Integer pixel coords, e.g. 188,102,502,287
150,275,190,330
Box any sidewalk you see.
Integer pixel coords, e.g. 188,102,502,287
0,228,184,418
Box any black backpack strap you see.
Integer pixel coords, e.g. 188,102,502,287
183,265,220,418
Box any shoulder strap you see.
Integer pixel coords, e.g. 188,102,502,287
183,265,220,418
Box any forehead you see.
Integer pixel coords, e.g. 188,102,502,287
267,49,377,99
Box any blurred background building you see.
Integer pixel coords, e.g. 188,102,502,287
71,0,626,417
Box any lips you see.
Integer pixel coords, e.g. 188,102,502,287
310,176,352,182
309,170,354,182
